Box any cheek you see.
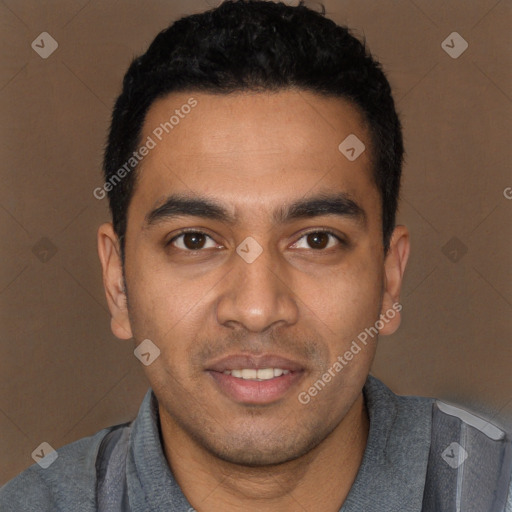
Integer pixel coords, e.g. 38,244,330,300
126,248,212,334
126,266,202,387
299,251,383,336
300,257,383,404
125,251,225,384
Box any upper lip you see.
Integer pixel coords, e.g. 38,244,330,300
205,354,305,373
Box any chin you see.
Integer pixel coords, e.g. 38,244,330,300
201,430,324,468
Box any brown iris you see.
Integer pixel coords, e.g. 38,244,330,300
306,232,329,249
183,232,207,250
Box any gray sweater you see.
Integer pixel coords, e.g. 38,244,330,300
1,375,511,511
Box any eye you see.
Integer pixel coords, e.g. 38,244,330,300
291,230,344,250
168,230,220,251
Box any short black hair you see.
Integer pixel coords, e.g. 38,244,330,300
103,0,403,259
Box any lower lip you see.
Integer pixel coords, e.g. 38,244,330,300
207,370,304,405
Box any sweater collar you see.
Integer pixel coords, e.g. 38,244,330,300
126,374,432,511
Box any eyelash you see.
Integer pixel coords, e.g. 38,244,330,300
167,228,346,251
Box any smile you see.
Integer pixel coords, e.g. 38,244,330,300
222,368,291,380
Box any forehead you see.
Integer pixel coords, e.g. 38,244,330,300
131,90,378,222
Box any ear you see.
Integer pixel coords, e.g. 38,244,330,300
97,223,133,340
379,225,410,336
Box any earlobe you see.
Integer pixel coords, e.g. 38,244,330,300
97,223,133,340
111,316,133,340
379,225,410,336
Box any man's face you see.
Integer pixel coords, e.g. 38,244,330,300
109,90,393,465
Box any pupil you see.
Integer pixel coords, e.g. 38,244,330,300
184,233,205,250
308,232,328,249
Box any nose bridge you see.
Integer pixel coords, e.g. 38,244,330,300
216,237,299,332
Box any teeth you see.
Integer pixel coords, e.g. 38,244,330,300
257,368,274,380
241,369,257,379
223,368,290,380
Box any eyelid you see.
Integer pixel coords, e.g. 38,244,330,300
167,229,220,250
167,227,347,251
290,228,347,249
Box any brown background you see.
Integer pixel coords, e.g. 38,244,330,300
1,0,511,485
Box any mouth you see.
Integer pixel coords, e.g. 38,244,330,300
222,368,291,380
205,354,306,405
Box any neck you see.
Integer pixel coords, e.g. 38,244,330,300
160,392,369,512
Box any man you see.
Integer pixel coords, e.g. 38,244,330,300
1,1,511,510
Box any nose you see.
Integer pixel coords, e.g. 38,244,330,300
216,240,299,333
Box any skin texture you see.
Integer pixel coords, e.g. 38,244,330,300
98,90,410,511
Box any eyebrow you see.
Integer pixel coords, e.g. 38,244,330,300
144,192,366,228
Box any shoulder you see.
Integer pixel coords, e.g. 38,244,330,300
0,424,125,512
427,399,512,511
363,374,434,432
366,376,512,510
